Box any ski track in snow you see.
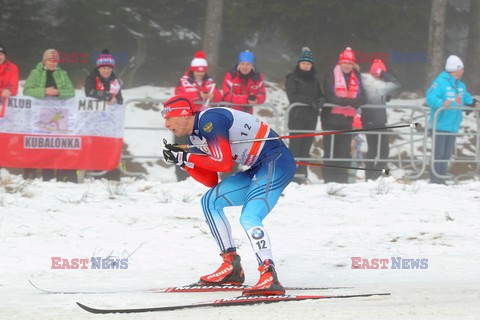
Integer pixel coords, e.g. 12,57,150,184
1,174,480,319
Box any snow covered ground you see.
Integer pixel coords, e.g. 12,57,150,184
1,172,479,319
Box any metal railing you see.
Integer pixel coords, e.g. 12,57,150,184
101,99,479,182
284,103,480,180
284,103,430,179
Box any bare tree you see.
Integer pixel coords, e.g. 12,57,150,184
118,26,147,89
465,0,480,89
203,0,224,81
426,0,447,88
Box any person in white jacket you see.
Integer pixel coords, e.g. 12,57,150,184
360,59,401,180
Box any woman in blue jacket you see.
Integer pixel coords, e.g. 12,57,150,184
426,55,479,184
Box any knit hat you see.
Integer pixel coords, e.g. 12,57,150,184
96,49,115,68
370,58,387,77
445,55,464,72
339,47,355,64
0,44,5,54
190,50,208,72
162,95,198,118
43,49,59,62
298,47,314,64
238,50,254,64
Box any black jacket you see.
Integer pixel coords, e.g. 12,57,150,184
322,67,366,128
286,66,324,121
84,69,124,104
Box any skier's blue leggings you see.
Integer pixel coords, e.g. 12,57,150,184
201,145,295,264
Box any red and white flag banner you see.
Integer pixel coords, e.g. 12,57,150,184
0,97,125,170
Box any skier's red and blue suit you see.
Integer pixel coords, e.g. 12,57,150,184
184,107,295,264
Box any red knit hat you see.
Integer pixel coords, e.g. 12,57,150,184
338,47,355,64
190,50,208,72
162,95,198,118
370,58,386,77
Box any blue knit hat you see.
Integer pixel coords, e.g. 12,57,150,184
298,47,314,64
238,50,254,64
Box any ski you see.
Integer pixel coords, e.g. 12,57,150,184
77,292,391,313
28,280,348,294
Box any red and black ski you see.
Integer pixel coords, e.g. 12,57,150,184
77,292,391,313
29,280,347,294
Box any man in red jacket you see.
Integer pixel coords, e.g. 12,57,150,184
0,44,19,98
222,50,266,114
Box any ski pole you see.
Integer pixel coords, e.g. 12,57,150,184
295,161,390,175
279,123,417,141
180,123,418,149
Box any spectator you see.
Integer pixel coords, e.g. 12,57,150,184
222,50,266,114
0,44,19,98
0,44,18,172
173,50,222,181
24,49,74,99
285,47,324,184
361,58,401,180
175,50,222,109
426,55,479,184
84,49,124,181
23,48,76,182
321,47,366,183
85,49,123,105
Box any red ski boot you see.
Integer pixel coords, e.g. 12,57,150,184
242,260,285,296
198,252,245,285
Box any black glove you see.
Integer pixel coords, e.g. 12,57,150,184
95,90,113,101
248,94,257,102
163,148,188,167
95,90,105,99
164,143,185,152
163,139,189,166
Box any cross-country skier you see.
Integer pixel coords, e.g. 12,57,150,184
162,94,296,296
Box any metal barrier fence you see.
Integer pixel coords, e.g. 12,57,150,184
284,102,479,181
113,99,479,182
